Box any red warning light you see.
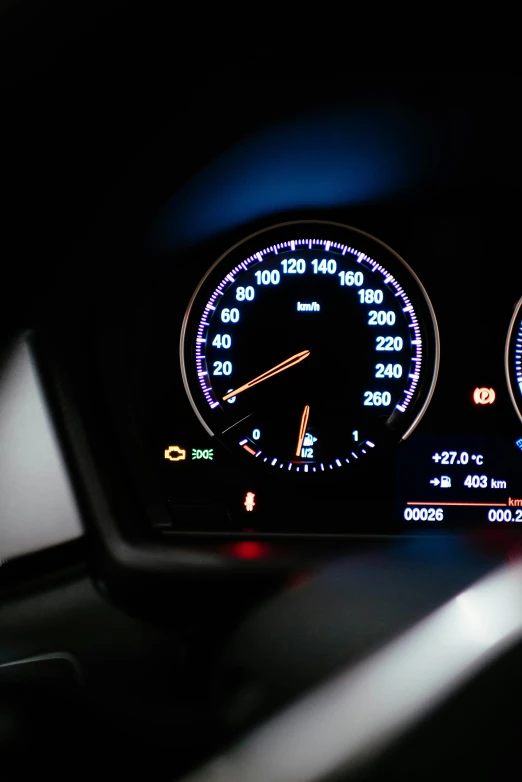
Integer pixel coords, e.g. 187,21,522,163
244,491,256,512
230,541,268,560
473,387,496,405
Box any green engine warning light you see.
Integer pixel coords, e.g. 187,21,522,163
192,448,214,460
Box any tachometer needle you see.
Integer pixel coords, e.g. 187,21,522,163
296,404,310,457
222,350,310,401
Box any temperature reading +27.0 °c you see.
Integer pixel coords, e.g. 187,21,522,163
395,435,522,526
431,450,483,466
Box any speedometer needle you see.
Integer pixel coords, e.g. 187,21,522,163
296,405,310,457
222,350,310,401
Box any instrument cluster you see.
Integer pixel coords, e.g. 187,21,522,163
83,102,522,538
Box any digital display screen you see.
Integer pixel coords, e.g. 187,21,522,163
394,435,522,527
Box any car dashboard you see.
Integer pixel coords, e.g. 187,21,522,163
34,96,522,552
3,50,522,780
1,67,522,569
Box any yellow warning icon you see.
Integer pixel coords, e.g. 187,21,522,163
164,445,186,462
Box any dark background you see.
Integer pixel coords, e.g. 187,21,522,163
1,14,518,328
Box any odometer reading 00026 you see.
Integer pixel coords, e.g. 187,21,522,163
181,221,439,475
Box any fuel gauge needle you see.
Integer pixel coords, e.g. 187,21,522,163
296,405,310,457
222,350,310,401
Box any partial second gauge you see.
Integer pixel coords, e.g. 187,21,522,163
506,298,522,423
181,221,440,474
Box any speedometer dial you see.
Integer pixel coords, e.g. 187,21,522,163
181,221,439,474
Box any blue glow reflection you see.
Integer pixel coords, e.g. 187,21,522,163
151,104,437,250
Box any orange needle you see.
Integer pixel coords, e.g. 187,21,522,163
296,405,310,457
222,350,310,401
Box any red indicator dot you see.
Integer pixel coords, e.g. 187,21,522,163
229,541,269,560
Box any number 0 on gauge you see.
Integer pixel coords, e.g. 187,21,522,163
181,221,439,475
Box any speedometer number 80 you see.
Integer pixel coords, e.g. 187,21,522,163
236,286,255,301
